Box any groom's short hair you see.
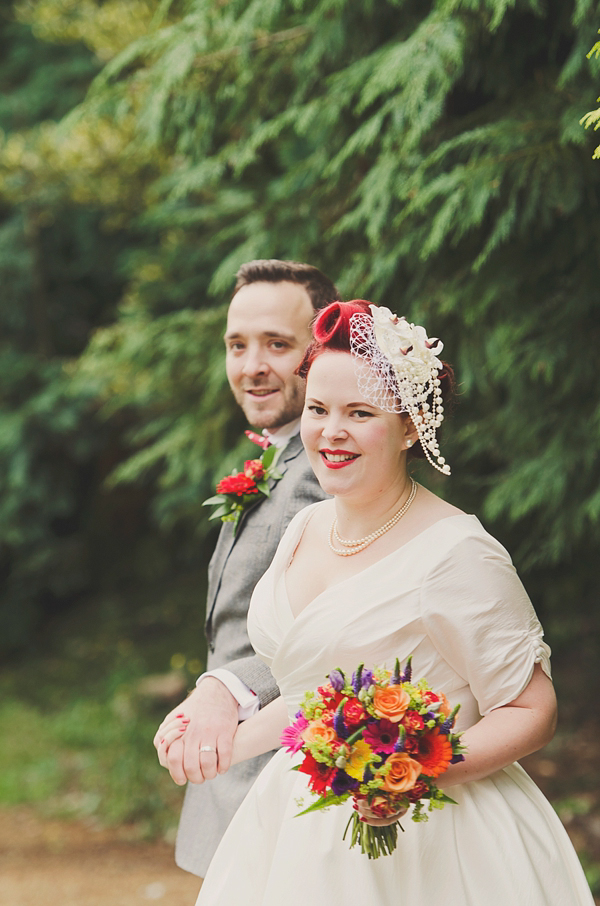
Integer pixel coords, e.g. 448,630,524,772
233,259,340,312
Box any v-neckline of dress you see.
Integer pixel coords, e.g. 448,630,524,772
282,511,479,623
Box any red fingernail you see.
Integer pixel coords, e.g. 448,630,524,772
175,713,184,718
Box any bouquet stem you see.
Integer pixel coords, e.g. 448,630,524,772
343,812,403,859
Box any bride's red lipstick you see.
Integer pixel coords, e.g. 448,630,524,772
319,449,360,470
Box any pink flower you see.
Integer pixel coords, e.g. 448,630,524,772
404,736,420,755
343,699,367,728
422,690,440,706
406,779,429,802
245,430,271,451
244,459,265,481
363,719,399,754
280,715,309,754
403,710,425,733
317,683,345,711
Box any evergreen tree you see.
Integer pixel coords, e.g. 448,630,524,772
72,0,600,663
0,7,137,648
1,0,599,681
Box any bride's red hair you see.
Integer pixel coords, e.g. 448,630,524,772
296,300,371,378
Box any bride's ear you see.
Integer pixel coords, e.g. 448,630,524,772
400,414,419,451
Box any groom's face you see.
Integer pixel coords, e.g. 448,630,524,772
225,281,314,430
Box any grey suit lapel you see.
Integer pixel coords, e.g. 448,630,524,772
205,431,305,630
277,432,304,474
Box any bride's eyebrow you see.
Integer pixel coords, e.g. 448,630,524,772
306,397,376,410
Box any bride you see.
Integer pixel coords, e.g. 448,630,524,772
164,300,593,904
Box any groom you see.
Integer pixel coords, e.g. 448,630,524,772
155,259,339,877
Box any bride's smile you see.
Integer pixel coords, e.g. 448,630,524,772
319,449,360,468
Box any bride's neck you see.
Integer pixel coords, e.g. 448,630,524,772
333,475,415,539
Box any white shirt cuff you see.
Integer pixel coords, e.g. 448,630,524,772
197,668,260,721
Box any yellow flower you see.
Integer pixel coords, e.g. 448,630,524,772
345,739,374,781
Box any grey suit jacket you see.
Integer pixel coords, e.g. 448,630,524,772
175,434,327,877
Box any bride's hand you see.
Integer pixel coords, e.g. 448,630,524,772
356,800,408,827
156,715,190,768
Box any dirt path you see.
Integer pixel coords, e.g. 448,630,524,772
2,729,599,905
0,807,201,906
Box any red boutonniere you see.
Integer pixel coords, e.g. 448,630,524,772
203,431,283,533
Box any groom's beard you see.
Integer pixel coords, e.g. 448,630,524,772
233,378,306,430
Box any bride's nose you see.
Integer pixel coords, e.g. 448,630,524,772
321,415,349,442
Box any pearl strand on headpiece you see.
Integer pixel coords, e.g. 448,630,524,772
328,479,418,557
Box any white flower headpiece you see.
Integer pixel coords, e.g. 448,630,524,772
349,305,451,475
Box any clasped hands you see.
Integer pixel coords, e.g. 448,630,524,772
154,680,408,827
153,677,239,785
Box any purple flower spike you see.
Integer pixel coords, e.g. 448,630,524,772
352,664,364,695
394,724,406,753
329,669,345,691
450,753,465,764
440,704,461,734
400,656,412,683
333,703,349,739
360,669,374,689
331,770,359,797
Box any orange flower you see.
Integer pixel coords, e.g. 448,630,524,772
373,685,410,723
302,719,337,746
381,752,422,793
439,693,452,718
417,729,453,778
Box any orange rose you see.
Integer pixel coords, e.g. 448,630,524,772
381,752,422,793
301,719,337,746
373,685,410,723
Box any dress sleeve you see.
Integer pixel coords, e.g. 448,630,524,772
419,530,551,716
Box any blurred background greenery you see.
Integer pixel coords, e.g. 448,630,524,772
0,0,599,887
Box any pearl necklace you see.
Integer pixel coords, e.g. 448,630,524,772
328,479,418,557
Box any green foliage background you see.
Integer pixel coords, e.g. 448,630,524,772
0,0,599,858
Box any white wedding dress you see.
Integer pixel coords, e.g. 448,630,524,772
196,507,594,905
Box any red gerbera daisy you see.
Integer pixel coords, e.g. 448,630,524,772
297,753,336,794
416,728,453,778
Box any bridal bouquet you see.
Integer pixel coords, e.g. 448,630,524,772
281,659,465,859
